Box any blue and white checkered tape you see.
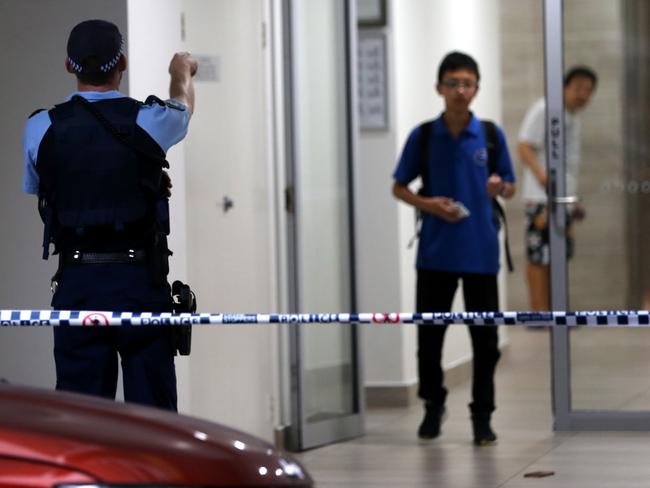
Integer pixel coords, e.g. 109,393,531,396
1,310,650,327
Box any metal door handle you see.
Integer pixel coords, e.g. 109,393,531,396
219,196,234,213
551,195,580,204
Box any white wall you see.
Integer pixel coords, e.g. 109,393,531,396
356,6,410,386
360,0,508,389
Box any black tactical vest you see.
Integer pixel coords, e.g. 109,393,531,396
36,96,168,256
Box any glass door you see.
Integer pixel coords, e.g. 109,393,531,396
282,0,364,450
548,0,650,429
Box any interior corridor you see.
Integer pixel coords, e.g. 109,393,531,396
297,327,650,487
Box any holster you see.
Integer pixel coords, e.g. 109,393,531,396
149,231,172,287
171,280,196,356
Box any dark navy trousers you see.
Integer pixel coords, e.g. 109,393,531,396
52,262,177,411
416,269,501,415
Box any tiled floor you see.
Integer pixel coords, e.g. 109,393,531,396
297,328,650,487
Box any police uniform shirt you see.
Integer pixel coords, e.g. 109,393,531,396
393,113,515,275
22,90,190,195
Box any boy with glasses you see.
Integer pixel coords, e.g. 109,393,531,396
392,51,516,445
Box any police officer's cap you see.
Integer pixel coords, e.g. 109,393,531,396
67,20,123,74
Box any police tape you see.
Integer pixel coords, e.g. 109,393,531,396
1,310,650,327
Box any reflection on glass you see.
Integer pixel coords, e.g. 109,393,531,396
562,0,650,412
502,0,650,412
293,0,355,423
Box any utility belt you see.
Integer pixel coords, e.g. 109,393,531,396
53,249,194,357
57,236,169,286
53,248,150,293
61,249,148,265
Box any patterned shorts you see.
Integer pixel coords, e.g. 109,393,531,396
525,203,574,266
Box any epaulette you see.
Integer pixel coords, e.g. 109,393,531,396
164,99,187,111
28,108,46,119
144,95,186,111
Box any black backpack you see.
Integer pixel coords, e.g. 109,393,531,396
411,119,514,272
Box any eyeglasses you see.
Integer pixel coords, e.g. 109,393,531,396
440,79,478,91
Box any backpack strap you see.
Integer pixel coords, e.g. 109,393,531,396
491,193,514,272
406,121,435,249
481,120,514,272
417,121,435,195
481,120,499,175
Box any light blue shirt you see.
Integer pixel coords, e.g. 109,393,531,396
22,91,189,194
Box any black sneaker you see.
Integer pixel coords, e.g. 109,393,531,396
418,403,446,439
472,416,497,446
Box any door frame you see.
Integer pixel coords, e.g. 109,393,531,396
276,0,365,450
546,0,650,430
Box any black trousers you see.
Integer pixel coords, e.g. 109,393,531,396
52,263,177,412
416,269,500,415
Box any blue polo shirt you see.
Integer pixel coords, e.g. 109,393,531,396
393,113,515,274
22,91,189,195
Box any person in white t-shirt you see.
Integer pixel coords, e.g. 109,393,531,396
518,66,597,311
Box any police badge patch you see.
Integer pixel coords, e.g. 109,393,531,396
473,147,488,166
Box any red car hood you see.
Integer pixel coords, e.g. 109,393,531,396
0,383,310,486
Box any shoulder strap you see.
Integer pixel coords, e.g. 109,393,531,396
144,95,166,107
406,121,435,249
70,95,170,169
417,120,435,194
491,195,514,272
480,119,514,272
481,119,499,175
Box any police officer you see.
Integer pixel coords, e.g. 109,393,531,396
22,19,198,411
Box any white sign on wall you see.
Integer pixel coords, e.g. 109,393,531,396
358,32,388,130
193,55,220,82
